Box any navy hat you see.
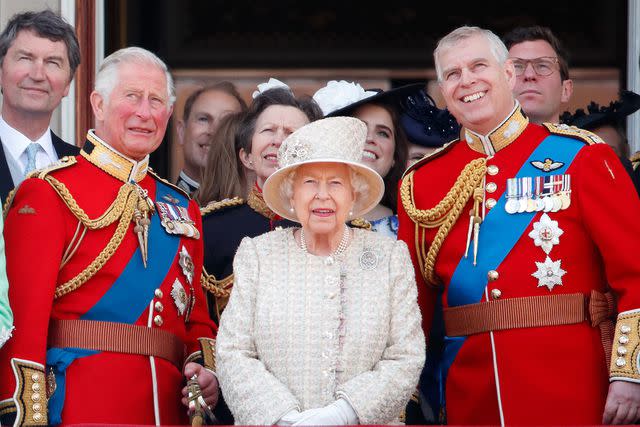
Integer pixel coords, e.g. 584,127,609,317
313,80,425,117
400,89,461,147
560,90,640,130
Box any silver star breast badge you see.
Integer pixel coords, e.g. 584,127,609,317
532,256,566,291
528,213,564,254
171,279,187,316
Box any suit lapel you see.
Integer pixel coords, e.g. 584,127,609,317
51,131,80,158
0,137,15,206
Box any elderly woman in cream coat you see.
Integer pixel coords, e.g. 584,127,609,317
216,116,425,425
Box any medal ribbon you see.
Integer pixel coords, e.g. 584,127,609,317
46,183,189,423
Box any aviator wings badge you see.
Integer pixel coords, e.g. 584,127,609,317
531,158,564,172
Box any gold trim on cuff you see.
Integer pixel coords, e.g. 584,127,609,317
610,309,640,382
10,358,48,425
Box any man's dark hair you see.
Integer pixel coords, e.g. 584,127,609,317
183,81,248,121
503,26,570,81
0,9,80,79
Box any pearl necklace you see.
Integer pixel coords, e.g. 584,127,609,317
300,224,350,258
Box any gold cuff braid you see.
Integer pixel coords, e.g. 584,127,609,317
610,309,640,382
400,158,487,285
9,359,48,425
198,337,217,372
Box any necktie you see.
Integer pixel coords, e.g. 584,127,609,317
24,143,40,176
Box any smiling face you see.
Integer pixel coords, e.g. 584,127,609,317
509,39,572,124
291,162,355,237
438,34,516,135
90,61,173,160
352,103,396,178
240,105,310,187
178,89,243,177
0,29,71,122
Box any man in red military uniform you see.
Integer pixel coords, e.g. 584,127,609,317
0,47,218,426
398,26,640,425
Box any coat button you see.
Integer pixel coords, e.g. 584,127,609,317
490,289,502,300
154,301,164,312
487,270,499,281
487,165,499,175
486,182,497,193
154,289,163,298
486,198,497,209
154,315,163,326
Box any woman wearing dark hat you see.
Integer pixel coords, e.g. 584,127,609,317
216,116,424,425
560,90,640,196
200,80,323,324
400,89,461,167
313,80,421,237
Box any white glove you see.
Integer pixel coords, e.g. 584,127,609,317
292,399,358,425
277,410,302,425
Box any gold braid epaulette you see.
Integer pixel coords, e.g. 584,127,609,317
400,158,487,285
201,268,233,298
200,197,244,216
43,176,139,298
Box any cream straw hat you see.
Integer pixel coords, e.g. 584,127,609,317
263,116,384,222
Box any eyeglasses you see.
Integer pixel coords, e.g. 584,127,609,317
510,57,559,77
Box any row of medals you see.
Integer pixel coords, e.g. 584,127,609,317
504,175,571,214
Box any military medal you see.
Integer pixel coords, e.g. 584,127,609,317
156,201,201,239
532,256,566,291
505,178,519,214
179,246,195,284
560,175,571,210
528,213,564,254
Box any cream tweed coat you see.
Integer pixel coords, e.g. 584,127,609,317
216,228,425,425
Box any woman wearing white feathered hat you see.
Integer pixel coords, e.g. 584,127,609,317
216,116,425,425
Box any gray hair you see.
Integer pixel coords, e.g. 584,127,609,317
94,46,175,105
280,164,370,219
0,9,81,80
434,26,509,81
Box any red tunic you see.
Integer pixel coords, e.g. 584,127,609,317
397,110,640,425
0,139,215,426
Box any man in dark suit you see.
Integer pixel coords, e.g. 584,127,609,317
0,10,81,203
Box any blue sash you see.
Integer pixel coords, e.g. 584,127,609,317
47,183,187,424
434,135,584,421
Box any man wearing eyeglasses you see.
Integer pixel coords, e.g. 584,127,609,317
503,26,573,124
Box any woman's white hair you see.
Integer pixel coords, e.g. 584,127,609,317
434,26,509,82
94,46,176,105
280,164,370,219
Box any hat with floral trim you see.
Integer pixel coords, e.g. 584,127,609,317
263,116,384,222
313,80,425,117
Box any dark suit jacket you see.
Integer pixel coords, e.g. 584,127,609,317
0,131,79,203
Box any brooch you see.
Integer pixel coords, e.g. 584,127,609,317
359,249,379,270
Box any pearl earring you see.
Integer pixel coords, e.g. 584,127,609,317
349,210,353,217
290,207,295,213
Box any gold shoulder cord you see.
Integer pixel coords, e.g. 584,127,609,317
44,176,140,298
201,268,233,298
400,158,487,285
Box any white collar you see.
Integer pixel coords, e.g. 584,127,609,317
0,115,54,161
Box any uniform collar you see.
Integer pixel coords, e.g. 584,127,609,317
463,102,529,156
247,183,278,220
81,130,149,183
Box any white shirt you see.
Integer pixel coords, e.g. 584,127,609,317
0,115,56,185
